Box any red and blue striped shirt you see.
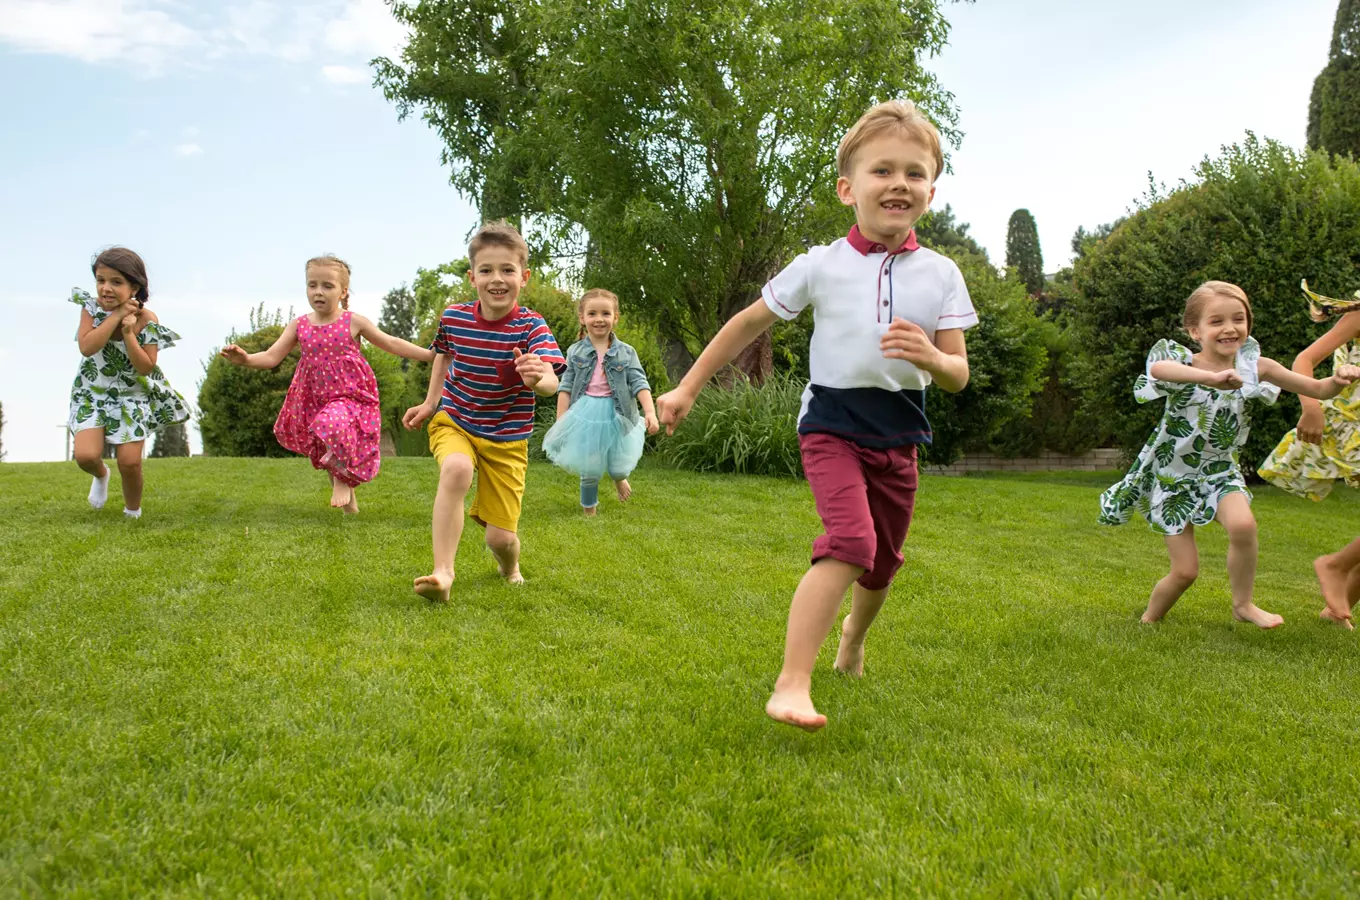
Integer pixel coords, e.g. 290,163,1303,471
431,302,565,441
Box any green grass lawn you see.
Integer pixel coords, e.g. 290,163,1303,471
2,458,1359,897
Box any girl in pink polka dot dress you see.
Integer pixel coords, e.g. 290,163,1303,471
220,256,434,512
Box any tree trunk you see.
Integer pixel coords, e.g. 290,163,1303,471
719,328,773,387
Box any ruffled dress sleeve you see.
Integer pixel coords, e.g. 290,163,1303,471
1234,336,1279,405
137,320,181,348
1133,339,1194,403
70,288,99,339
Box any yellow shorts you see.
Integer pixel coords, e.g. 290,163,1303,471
428,411,528,532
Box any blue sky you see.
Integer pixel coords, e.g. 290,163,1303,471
0,0,1342,462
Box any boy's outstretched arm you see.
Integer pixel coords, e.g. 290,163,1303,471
656,300,780,434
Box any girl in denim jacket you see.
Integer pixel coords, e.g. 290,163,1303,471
543,289,660,514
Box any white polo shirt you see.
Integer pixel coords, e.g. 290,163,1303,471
762,225,978,448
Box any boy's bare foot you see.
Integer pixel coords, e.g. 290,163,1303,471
833,616,866,677
765,689,827,732
583,505,598,517
413,571,453,603
616,478,632,502
1232,603,1284,629
1313,555,1355,626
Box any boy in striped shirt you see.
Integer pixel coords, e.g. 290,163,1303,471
403,222,565,601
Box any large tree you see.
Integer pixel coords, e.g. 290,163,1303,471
1005,208,1044,296
150,422,190,458
1309,0,1360,158
377,0,965,381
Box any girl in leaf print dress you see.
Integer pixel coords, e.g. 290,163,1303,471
68,247,191,519
1098,281,1360,629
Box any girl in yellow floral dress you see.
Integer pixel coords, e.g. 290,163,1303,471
1259,281,1360,629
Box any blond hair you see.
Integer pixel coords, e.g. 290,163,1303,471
837,100,944,181
306,255,351,310
577,288,620,338
1185,280,1253,336
468,220,530,268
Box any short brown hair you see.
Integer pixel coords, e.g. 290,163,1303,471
306,255,352,309
91,247,150,305
837,100,944,181
1185,280,1253,335
468,220,529,268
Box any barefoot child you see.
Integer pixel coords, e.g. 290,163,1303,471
220,256,432,513
543,289,660,515
402,222,565,600
657,100,976,731
1098,280,1360,628
69,247,191,518
1259,280,1360,628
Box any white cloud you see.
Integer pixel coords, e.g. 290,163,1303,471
321,64,367,85
324,0,408,58
0,0,202,70
174,142,203,156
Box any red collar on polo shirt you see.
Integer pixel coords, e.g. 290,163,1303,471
473,301,521,326
847,224,919,256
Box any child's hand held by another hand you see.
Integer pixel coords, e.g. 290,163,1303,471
645,413,660,435
655,390,693,436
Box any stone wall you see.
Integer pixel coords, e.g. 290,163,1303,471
925,448,1124,477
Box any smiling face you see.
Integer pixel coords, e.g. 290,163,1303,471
305,263,348,316
468,245,530,318
93,265,139,311
836,132,937,247
579,295,618,341
1188,292,1251,360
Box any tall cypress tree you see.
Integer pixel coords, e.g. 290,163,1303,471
1309,0,1360,158
1005,208,1044,296
150,422,190,458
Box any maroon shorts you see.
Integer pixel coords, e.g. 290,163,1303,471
799,432,919,590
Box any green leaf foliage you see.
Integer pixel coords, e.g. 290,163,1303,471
197,323,299,457
1068,136,1360,473
377,0,963,361
654,373,804,477
925,249,1049,465
1005,208,1044,296
1309,0,1360,159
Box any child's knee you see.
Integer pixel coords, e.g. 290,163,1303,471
438,453,474,489
485,529,517,554
1225,518,1257,543
116,456,141,477
1169,560,1199,587
74,449,103,469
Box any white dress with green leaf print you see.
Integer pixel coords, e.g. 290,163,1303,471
1099,338,1280,535
67,289,191,444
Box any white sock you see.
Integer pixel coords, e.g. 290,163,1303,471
123,507,141,519
88,471,110,509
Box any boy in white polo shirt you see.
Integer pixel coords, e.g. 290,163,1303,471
656,100,977,731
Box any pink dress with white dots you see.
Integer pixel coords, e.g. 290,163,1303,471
273,311,382,487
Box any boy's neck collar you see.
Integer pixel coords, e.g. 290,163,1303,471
474,300,519,325
848,224,919,256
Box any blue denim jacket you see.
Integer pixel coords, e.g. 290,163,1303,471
558,336,650,424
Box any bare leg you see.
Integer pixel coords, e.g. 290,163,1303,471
1142,527,1199,623
329,474,354,509
115,441,145,513
72,429,110,509
1314,535,1360,628
486,525,524,584
767,558,864,731
343,485,359,515
834,583,890,677
415,454,472,603
1217,492,1282,629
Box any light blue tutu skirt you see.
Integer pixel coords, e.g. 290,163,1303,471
543,395,645,479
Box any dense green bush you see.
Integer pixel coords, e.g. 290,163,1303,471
1069,136,1360,473
924,249,1049,465
654,374,804,477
